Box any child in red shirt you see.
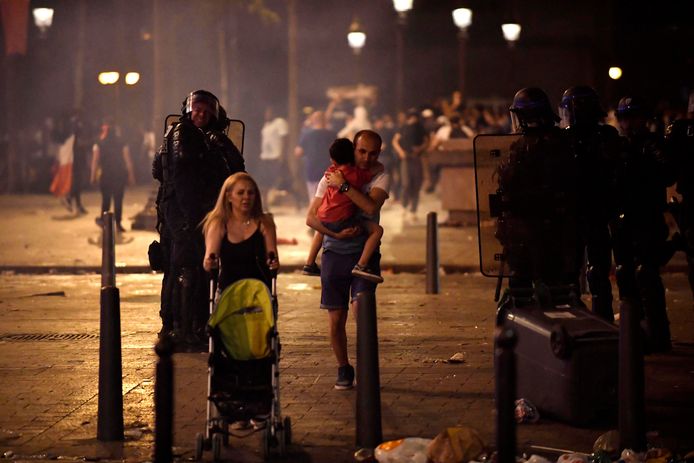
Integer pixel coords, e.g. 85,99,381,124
304,138,384,283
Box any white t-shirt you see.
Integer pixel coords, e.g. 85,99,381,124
259,117,289,160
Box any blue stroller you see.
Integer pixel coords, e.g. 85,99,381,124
195,258,291,461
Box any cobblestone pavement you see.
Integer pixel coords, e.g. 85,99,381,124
0,189,693,462
0,272,692,462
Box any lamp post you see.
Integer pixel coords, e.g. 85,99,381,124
501,23,521,48
98,71,140,123
32,8,54,38
347,18,366,84
392,0,412,113
501,23,521,95
452,8,472,99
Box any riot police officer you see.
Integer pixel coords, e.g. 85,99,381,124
153,90,245,351
612,96,676,352
665,91,694,298
559,86,621,322
496,88,580,301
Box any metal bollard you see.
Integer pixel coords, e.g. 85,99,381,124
618,298,646,451
495,326,517,463
154,334,174,462
101,211,116,287
97,212,124,441
426,212,439,294
355,291,383,450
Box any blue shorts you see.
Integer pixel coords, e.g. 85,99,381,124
320,250,381,310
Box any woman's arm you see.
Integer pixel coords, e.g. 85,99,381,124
260,214,280,271
203,219,224,272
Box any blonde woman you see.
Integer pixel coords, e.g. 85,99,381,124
202,172,279,291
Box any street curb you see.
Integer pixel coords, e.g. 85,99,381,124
0,264,688,276
0,264,480,276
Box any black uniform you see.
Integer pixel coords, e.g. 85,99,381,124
611,128,675,351
496,87,581,304
565,124,621,321
665,117,694,297
153,93,244,349
497,126,579,290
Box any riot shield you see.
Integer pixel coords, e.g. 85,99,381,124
473,133,522,278
163,114,246,154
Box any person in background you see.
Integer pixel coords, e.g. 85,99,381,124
90,119,135,232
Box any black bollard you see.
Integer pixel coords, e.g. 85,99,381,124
426,212,439,294
495,326,517,463
355,291,383,450
97,212,124,441
154,334,174,462
101,211,116,287
618,298,646,451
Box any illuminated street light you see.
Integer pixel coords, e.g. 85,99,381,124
98,72,120,85
501,23,521,48
393,1,412,112
392,0,413,22
125,72,141,85
347,18,366,55
608,66,623,80
452,8,473,37
33,8,54,37
452,8,473,99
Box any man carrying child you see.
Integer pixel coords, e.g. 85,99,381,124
303,137,384,283
306,130,390,390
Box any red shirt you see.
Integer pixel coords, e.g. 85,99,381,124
317,164,372,223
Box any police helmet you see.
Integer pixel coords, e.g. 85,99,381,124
615,96,648,119
559,85,606,127
182,90,220,122
509,87,559,131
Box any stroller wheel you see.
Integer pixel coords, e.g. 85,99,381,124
260,426,271,460
283,416,292,445
277,426,286,457
212,433,223,462
194,432,205,461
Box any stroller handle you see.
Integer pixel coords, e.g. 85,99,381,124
208,253,220,282
267,251,279,279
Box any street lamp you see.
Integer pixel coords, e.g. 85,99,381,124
124,72,141,86
501,23,521,48
98,72,120,85
32,8,54,37
348,18,366,84
452,8,473,100
347,18,366,55
392,0,413,22
392,0,412,113
608,66,623,80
